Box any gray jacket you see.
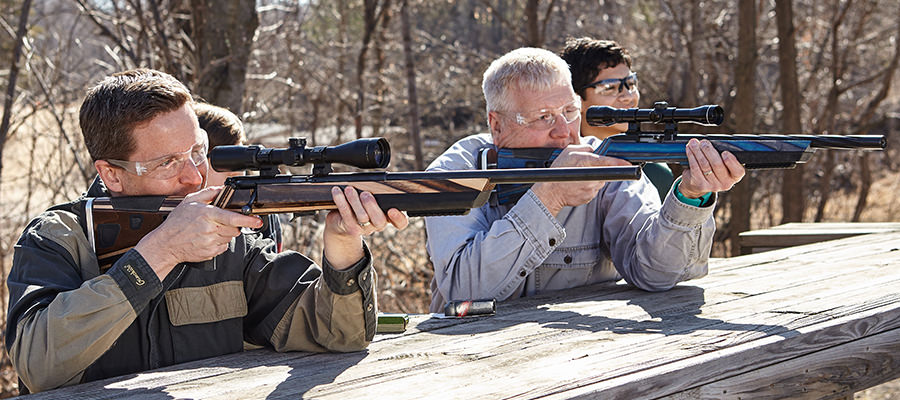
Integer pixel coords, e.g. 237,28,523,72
425,134,714,312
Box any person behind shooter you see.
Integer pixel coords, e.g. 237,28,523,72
5,69,408,393
195,102,284,251
560,37,673,200
424,48,744,312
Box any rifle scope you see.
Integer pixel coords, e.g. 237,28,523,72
586,102,724,127
210,137,391,172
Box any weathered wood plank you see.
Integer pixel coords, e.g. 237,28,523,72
658,325,900,400
738,222,900,254
22,231,900,400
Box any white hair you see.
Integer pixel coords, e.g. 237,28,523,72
482,47,573,117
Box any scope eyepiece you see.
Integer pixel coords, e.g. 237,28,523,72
586,102,724,127
210,137,391,172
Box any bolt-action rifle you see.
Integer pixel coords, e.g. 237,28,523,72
87,137,641,269
483,102,886,204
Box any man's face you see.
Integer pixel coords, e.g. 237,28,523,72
489,83,582,149
580,63,640,139
106,103,209,196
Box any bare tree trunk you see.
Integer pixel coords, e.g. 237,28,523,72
852,2,900,220
354,0,388,139
0,0,32,351
189,0,257,114
683,0,700,106
524,0,540,47
401,0,424,170
775,0,805,223
372,1,393,138
0,0,33,204
813,0,850,221
728,0,757,256
852,153,871,221
336,0,348,143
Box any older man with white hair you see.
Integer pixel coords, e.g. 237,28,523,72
425,48,744,312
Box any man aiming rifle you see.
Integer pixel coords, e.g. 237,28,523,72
424,47,746,313
5,69,408,393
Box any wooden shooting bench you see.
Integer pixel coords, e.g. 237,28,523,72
25,231,900,399
738,221,900,255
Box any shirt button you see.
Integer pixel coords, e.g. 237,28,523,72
347,278,356,287
519,270,527,277
366,303,374,312
564,255,573,264
549,238,556,246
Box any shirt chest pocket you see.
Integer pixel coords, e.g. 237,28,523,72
541,243,607,270
165,281,249,326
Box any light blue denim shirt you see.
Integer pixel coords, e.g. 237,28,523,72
425,133,715,312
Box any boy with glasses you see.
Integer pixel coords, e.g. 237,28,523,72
561,37,673,200
424,48,744,312
6,69,408,393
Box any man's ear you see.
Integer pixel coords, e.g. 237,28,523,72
488,111,503,139
94,160,124,194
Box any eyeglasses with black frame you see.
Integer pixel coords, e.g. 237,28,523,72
582,72,639,97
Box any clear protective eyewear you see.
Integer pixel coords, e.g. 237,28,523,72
501,100,582,130
582,72,639,97
106,137,208,180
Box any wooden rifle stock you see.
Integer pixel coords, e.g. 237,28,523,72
88,166,641,270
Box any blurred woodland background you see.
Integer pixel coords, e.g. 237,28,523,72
0,0,899,397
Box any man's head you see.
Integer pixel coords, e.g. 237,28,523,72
560,38,639,138
195,102,246,186
195,102,246,149
483,47,582,149
84,69,208,197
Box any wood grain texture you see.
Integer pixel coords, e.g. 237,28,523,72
25,231,900,400
738,222,900,254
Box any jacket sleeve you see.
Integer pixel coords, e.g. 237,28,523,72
599,177,714,291
242,235,376,353
5,211,163,393
426,189,566,306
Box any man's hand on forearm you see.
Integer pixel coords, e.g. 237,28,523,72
531,145,631,216
323,186,408,270
679,139,745,198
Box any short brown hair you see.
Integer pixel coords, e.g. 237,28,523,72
79,68,192,161
194,102,245,148
559,38,633,99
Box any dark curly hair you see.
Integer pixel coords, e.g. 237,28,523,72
559,37,633,99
